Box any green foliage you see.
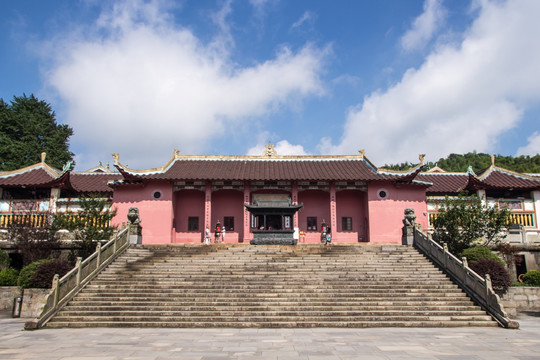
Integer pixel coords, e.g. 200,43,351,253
52,194,117,260
0,248,10,270
383,152,540,173
470,259,511,294
9,220,60,266
521,270,540,286
30,259,72,288
17,259,51,289
0,94,74,171
432,192,511,254
461,246,505,267
0,268,19,286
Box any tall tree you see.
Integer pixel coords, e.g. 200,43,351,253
0,94,74,171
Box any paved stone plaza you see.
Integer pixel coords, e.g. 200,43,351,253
1,312,539,359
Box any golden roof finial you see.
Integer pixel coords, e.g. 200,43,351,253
262,142,277,157
491,154,496,166
174,149,181,157
419,154,426,164
112,153,120,165
40,152,46,163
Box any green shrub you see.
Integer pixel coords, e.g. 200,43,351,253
31,259,72,288
0,268,19,286
521,270,540,286
17,259,51,289
0,249,10,270
461,246,505,267
470,259,511,294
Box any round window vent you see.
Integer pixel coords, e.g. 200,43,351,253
377,189,388,200
153,191,162,200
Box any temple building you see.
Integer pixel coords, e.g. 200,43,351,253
108,146,429,244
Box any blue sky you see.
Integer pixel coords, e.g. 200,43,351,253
1,0,539,170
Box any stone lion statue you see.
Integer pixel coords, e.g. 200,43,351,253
403,208,416,226
127,207,141,225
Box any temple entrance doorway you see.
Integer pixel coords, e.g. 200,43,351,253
246,194,303,245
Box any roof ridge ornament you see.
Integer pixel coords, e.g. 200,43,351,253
62,161,73,173
491,154,496,166
263,142,277,157
358,149,365,159
41,152,46,163
112,153,120,165
419,154,425,164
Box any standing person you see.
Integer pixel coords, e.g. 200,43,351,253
214,220,221,243
204,225,211,245
325,225,332,246
320,219,328,244
221,225,226,243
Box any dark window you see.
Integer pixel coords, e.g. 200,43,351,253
224,216,234,231
342,217,353,231
188,217,199,231
307,217,317,231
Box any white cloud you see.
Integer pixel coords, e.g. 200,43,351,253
517,131,540,156
326,0,540,166
291,11,316,31
44,0,328,170
400,0,447,52
247,139,310,156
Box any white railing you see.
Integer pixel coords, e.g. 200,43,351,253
412,227,519,329
24,226,130,330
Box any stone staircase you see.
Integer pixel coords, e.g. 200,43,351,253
46,244,498,328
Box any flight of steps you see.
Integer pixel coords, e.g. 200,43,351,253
46,244,498,328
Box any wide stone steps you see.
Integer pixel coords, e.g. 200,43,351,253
60,304,481,312
74,288,465,298
46,320,497,328
67,298,475,305
45,244,498,328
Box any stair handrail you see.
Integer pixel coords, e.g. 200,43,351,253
412,227,519,329
24,226,131,330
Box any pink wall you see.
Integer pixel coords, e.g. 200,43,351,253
112,181,174,244
211,190,244,242
335,190,367,243
367,182,427,244
174,190,205,243
298,190,330,243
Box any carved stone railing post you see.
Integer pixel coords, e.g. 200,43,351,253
75,257,82,286
127,207,142,244
485,274,493,298
96,243,102,268
402,208,416,245
52,274,59,307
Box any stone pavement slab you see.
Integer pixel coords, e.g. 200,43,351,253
1,312,540,359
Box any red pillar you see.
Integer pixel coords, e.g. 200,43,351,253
243,182,251,242
330,182,337,241
292,181,299,228
204,182,212,233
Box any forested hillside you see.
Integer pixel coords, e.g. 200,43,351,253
383,152,540,173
